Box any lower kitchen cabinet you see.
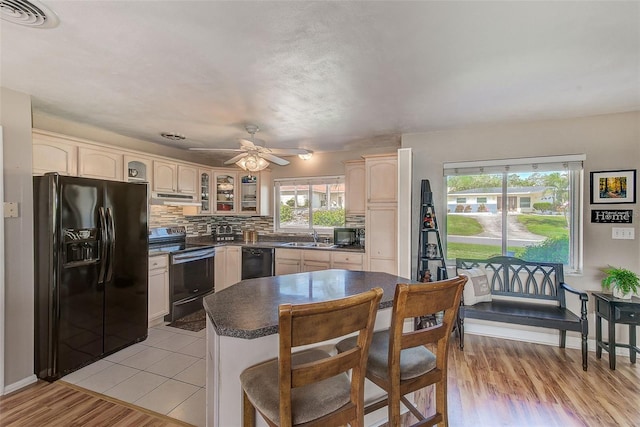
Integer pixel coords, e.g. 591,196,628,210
225,246,242,288
215,246,242,291
148,255,169,326
275,248,302,275
302,250,331,272
331,251,364,270
366,204,397,274
276,248,364,275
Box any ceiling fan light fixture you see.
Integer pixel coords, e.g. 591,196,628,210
298,151,313,160
236,154,269,172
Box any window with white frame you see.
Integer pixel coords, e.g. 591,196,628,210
444,155,584,272
275,176,345,233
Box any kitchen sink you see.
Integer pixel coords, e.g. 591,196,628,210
283,242,337,248
305,242,337,248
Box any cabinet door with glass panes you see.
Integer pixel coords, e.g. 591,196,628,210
199,169,213,214
214,171,236,213
239,173,259,214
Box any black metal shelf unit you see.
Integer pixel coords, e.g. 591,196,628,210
416,179,447,282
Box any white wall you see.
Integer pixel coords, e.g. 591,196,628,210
402,111,640,344
0,87,36,391
270,146,398,180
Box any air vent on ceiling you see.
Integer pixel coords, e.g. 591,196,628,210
0,0,58,28
161,132,187,141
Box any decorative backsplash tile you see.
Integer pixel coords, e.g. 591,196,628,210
345,214,365,228
150,206,365,240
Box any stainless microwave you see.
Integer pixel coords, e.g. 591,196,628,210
334,228,364,247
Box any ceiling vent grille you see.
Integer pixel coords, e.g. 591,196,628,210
0,0,58,28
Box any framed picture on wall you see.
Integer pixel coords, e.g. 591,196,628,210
590,169,636,204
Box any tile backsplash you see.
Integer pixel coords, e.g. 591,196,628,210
150,205,273,236
150,206,365,239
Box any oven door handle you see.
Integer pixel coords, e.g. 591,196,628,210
171,248,216,264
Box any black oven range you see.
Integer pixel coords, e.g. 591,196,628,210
149,226,216,323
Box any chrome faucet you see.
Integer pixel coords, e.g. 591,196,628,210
311,229,318,243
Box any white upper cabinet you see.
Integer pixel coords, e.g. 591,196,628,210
365,154,397,204
32,131,78,176
153,160,177,193
238,173,259,214
212,169,272,216
31,129,272,217
199,169,213,214
177,164,198,195
214,171,237,213
153,161,198,195
78,146,124,181
344,160,365,215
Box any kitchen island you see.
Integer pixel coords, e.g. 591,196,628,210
203,269,420,427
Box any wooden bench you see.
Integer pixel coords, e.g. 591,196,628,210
456,256,589,371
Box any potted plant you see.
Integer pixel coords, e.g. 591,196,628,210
601,265,639,300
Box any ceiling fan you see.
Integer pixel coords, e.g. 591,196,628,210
189,125,312,172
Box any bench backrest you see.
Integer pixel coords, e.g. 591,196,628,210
456,256,565,302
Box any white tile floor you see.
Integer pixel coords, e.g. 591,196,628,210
62,323,206,427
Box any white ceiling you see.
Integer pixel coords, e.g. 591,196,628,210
1,1,639,163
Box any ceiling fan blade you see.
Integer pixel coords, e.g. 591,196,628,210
239,138,257,149
189,147,244,152
260,153,290,166
267,148,311,156
224,152,249,165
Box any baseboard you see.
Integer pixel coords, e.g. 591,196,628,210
463,320,632,356
3,374,37,395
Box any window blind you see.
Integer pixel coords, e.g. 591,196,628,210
274,175,344,187
443,154,585,176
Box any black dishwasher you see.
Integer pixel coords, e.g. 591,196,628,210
241,247,275,279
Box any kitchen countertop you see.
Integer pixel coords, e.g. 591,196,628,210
184,236,366,252
203,269,418,339
148,236,364,256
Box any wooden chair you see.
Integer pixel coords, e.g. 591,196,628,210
336,276,466,427
240,287,383,427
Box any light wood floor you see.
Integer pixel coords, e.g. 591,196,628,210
0,381,191,427
447,335,640,427
1,335,638,426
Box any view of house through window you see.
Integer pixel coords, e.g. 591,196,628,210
275,176,345,232
444,156,584,272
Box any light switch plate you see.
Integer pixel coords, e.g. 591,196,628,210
612,227,635,240
4,202,19,218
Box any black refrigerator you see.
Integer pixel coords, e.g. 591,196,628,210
34,173,149,381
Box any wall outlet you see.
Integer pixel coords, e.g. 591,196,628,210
612,227,635,240
4,202,19,218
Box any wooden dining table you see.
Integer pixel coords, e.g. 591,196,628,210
203,269,420,427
